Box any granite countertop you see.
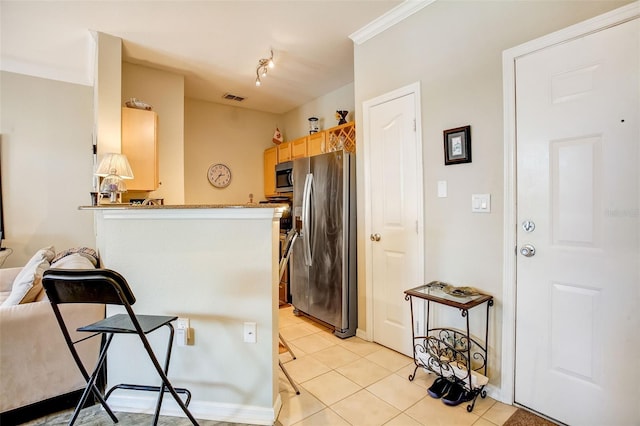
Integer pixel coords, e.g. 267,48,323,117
79,203,288,210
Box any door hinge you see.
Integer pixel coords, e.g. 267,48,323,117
416,220,419,234
413,119,416,132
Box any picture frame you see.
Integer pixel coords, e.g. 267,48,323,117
443,125,471,165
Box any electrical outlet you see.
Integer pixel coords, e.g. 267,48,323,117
177,317,190,330
176,318,191,346
244,322,257,343
176,327,187,346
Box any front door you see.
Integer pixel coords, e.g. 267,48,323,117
514,18,639,425
365,85,424,356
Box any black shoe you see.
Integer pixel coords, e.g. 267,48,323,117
441,382,471,406
427,377,452,399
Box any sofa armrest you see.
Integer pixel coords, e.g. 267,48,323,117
0,268,21,293
0,300,105,413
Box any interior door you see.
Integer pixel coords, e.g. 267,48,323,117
368,90,422,356
514,18,639,425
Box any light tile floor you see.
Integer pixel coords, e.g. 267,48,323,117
276,306,517,426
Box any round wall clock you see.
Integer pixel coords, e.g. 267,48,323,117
207,163,232,188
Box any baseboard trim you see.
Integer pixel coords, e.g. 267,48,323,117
356,327,370,341
107,394,281,425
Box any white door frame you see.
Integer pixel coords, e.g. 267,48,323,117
361,82,425,341
501,1,639,404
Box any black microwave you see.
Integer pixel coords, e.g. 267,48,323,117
275,161,293,192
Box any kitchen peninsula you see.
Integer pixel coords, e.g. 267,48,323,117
82,204,285,424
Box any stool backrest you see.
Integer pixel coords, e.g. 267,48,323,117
43,269,136,306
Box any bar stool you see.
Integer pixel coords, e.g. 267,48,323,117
42,268,199,426
278,230,300,395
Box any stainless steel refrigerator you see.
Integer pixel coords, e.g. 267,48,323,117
290,150,357,338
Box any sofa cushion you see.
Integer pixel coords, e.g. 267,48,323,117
50,252,97,270
52,247,99,267
1,246,55,306
34,253,98,301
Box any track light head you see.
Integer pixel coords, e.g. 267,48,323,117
255,50,275,87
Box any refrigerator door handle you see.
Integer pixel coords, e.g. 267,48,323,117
302,173,313,266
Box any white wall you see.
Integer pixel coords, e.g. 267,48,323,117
0,71,95,267
122,62,185,204
281,83,355,140
353,0,630,394
184,99,280,204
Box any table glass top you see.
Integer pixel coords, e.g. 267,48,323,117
405,281,492,307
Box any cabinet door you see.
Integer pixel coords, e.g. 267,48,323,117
121,108,158,191
308,132,326,157
264,146,278,197
291,136,308,159
277,142,291,162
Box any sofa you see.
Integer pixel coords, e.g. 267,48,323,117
0,247,105,421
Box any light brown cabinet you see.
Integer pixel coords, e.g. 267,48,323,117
264,146,278,197
121,107,158,191
307,132,326,157
291,136,308,159
277,142,291,163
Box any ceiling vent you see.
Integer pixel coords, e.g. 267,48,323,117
222,93,245,102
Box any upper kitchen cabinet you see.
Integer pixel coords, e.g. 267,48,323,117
291,136,308,159
121,107,158,191
307,132,326,157
264,146,278,197
277,141,291,163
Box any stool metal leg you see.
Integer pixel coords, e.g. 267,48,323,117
139,324,199,425
69,334,119,425
48,300,119,425
279,333,296,360
279,360,300,395
278,333,300,395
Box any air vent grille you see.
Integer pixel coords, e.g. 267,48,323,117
222,93,245,102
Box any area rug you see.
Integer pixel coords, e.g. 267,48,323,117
21,405,252,425
504,408,559,426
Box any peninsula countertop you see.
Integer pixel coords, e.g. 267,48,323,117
79,203,288,210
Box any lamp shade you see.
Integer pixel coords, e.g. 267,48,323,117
95,153,134,179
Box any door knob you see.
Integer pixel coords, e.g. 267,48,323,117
370,233,381,242
520,244,536,257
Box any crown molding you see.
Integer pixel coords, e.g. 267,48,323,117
349,0,436,45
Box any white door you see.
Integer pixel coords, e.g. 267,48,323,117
365,86,423,356
515,18,639,425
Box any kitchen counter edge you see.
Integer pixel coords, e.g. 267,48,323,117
79,203,288,210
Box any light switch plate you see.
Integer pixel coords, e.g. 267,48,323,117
437,181,447,198
471,194,491,213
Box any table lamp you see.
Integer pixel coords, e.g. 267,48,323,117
95,153,134,203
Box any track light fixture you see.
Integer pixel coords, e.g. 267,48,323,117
255,50,275,87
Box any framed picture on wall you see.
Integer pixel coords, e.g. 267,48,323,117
443,125,471,165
